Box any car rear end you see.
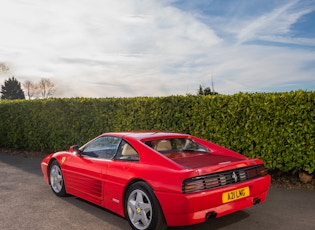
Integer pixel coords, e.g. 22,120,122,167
156,162,271,226
135,132,271,227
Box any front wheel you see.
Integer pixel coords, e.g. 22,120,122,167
49,161,67,196
125,182,167,230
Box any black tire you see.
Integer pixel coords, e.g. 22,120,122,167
49,161,67,197
125,181,167,230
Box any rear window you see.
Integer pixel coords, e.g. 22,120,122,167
144,138,210,153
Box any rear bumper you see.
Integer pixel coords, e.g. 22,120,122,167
155,175,271,226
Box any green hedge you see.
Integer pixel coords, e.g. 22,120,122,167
0,91,314,174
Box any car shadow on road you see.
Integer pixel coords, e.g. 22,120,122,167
169,211,250,230
60,194,250,230
60,195,131,229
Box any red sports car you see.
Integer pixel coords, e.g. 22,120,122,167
41,131,271,230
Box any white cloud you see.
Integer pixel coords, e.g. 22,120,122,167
0,0,314,97
212,44,315,93
232,0,315,45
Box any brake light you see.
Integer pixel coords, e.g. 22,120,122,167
182,165,268,193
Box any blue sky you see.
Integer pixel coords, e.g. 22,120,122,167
0,0,314,97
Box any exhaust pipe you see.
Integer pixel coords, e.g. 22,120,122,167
253,198,261,205
206,212,217,221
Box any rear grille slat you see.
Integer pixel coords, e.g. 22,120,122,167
183,165,266,193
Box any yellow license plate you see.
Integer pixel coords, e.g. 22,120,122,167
222,187,250,203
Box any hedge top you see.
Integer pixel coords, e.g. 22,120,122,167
0,90,314,174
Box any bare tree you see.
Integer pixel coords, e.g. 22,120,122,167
38,78,56,98
23,80,38,99
0,62,10,73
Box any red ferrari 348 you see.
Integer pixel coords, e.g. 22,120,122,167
41,131,271,230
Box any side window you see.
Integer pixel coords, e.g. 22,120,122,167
115,140,139,161
81,136,121,159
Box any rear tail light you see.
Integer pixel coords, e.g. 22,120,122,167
182,165,267,193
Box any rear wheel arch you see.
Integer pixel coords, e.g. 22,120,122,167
123,179,143,202
123,179,156,210
123,180,167,230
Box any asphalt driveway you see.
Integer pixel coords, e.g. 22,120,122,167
1,153,314,230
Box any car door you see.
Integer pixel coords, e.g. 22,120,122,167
103,140,140,215
62,136,121,206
